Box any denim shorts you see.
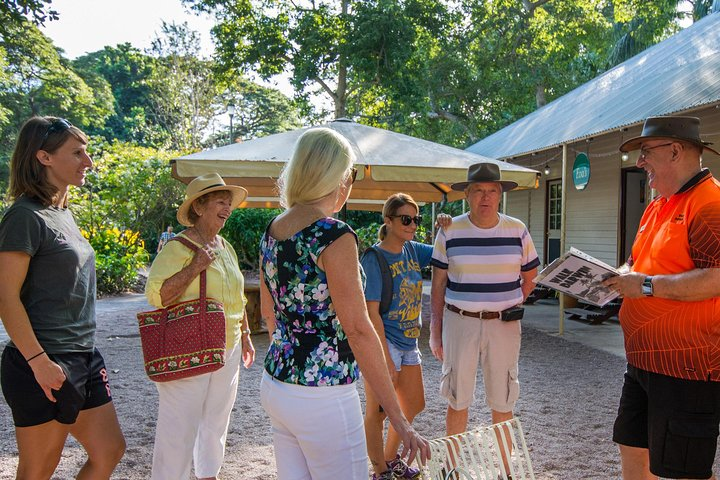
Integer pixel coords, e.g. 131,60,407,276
386,340,421,371
1,346,113,427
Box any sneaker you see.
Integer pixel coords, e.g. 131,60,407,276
371,469,396,480
387,455,421,479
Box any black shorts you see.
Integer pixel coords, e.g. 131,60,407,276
1,346,113,427
613,364,720,479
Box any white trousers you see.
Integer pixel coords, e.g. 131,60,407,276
260,372,368,480
151,344,242,480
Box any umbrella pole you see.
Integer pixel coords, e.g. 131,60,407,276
431,202,436,242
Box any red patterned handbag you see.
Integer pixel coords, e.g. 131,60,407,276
137,237,226,382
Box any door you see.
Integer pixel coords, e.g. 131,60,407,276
545,179,562,265
621,168,647,264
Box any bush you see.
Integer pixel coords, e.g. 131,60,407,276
221,208,282,270
354,223,381,254
83,227,149,295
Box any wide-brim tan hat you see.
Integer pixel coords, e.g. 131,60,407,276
620,116,719,156
451,162,518,192
177,173,248,227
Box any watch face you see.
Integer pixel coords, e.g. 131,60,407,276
642,277,653,296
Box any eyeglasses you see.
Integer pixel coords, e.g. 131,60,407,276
389,214,423,226
638,142,674,160
40,118,73,147
350,167,358,184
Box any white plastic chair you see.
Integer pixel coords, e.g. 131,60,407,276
417,418,535,480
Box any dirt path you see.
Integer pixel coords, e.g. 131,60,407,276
0,294,716,479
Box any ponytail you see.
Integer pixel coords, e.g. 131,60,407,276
378,224,387,241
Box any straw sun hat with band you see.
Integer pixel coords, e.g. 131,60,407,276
177,173,248,227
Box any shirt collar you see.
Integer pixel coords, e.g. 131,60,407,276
676,168,711,195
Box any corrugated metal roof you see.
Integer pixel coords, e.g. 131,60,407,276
467,12,720,159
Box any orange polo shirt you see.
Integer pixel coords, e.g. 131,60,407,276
620,169,720,381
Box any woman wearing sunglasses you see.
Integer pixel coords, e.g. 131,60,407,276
0,117,125,478
361,194,450,480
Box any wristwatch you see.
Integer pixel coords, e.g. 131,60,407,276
641,276,654,297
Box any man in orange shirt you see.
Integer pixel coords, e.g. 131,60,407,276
604,116,720,480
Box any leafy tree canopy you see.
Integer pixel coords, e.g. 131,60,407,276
0,0,58,38
185,0,707,148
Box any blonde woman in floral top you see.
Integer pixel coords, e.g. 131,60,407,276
145,173,255,480
259,127,430,479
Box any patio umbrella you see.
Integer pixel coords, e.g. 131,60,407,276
172,118,539,210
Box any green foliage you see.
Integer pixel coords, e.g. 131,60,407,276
72,140,186,252
0,0,58,37
220,208,282,270
146,21,219,150
73,44,168,145
0,19,115,165
0,20,114,126
187,0,703,148
208,75,303,146
354,223,381,254
82,227,149,295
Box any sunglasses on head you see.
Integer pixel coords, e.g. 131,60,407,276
389,214,422,226
40,118,73,147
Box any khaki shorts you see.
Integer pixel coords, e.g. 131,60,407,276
440,307,521,412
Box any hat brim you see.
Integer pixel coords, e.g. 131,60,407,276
620,136,720,156
450,180,518,192
177,185,248,227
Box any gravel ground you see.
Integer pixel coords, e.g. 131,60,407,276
0,293,717,479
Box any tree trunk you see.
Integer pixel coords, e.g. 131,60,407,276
334,0,350,119
535,83,547,108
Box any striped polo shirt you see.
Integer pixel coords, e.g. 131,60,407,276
431,213,540,312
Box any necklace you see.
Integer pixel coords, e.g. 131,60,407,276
194,227,216,248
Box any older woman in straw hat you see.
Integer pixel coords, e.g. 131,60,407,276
145,173,255,480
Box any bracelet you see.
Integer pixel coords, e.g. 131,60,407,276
242,329,251,336
26,350,46,363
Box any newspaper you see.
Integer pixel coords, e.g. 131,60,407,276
534,247,620,307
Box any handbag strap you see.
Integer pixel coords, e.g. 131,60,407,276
171,236,208,307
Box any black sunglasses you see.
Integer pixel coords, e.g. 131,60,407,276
40,118,73,147
389,214,422,226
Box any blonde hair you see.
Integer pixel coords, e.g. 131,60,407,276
378,193,419,241
9,116,88,207
279,128,355,208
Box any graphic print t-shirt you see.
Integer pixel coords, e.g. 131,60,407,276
361,241,433,350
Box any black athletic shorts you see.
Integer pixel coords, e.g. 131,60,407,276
1,346,113,427
613,364,720,479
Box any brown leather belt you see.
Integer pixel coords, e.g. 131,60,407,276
445,303,500,319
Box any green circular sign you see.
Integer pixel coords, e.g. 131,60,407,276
572,153,591,190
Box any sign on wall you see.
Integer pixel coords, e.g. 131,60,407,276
572,153,591,190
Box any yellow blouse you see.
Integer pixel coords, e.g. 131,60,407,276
145,233,247,350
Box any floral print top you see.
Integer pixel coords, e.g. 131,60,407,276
260,217,361,386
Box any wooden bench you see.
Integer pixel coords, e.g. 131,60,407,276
524,285,555,305
564,300,621,325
